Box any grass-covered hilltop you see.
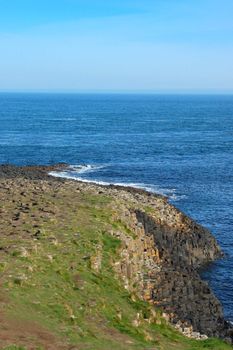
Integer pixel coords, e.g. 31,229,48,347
0,165,232,350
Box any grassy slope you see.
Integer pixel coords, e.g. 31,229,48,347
0,181,232,350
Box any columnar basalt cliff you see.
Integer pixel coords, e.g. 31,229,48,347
120,209,226,337
0,164,232,347
108,200,232,341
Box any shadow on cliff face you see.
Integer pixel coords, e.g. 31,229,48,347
135,210,233,342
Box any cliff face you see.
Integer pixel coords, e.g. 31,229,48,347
103,187,232,342
134,210,224,337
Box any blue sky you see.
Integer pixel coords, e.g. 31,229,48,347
0,0,233,92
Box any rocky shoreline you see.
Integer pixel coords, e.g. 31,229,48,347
0,164,232,346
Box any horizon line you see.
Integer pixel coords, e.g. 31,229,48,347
0,90,233,95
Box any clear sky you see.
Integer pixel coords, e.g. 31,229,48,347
0,0,233,93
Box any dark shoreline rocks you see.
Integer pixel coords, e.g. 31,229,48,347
0,163,232,343
0,163,67,181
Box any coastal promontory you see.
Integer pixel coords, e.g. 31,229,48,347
0,165,232,350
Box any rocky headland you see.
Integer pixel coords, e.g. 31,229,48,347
0,164,232,350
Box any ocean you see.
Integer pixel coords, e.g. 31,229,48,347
0,93,233,321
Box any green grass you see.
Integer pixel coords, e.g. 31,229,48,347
0,187,232,350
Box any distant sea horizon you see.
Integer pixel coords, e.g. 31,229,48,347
1,90,233,95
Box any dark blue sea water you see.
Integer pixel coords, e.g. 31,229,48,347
0,93,233,321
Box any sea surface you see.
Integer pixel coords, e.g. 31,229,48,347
0,93,233,321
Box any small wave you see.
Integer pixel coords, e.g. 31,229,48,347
68,164,105,174
169,193,188,201
113,182,170,196
49,164,186,201
43,118,77,122
49,171,110,186
49,164,105,178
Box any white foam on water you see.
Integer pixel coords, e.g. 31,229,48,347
50,170,110,186
49,164,187,201
68,164,105,173
44,118,77,122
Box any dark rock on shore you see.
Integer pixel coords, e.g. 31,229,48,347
0,163,67,180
